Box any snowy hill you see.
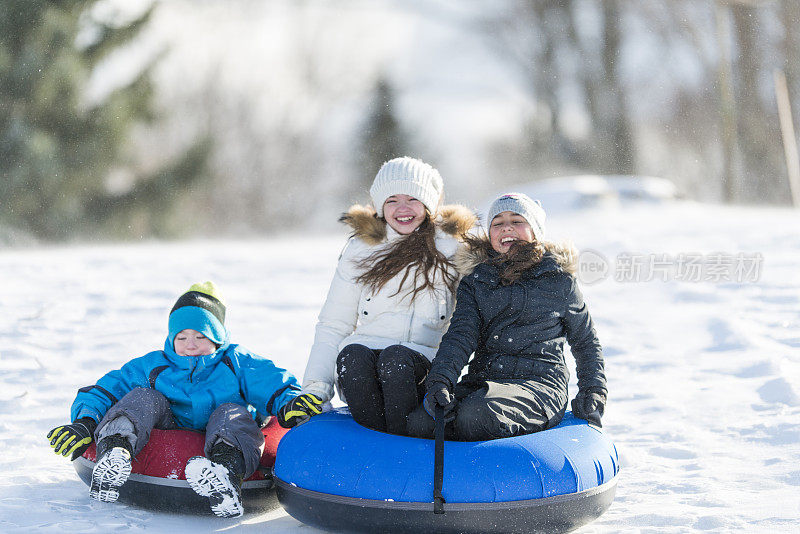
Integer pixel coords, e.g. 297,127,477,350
484,175,681,215
1,200,799,532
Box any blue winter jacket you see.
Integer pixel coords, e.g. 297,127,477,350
71,339,301,430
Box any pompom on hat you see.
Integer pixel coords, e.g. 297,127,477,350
369,157,444,217
167,281,228,349
486,193,546,242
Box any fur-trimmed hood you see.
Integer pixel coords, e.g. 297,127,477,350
453,237,578,277
339,204,477,246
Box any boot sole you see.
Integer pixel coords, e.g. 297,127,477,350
90,447,132,503
185,456,243,518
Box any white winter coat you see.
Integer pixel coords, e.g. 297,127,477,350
302,205,475,403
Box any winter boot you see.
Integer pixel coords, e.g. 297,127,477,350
185,441,246,518
90,434,133,503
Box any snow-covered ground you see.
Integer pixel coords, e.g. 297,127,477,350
1,199,799,533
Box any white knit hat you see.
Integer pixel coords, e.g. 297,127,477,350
369,157,444,217
486,192,546,241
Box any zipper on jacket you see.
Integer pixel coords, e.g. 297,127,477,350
406,299,416,342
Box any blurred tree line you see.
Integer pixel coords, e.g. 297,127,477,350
470,0,799,204
1,0,798,244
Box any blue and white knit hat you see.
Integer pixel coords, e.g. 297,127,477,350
486,193,546,241
369,157,444,217
168,281,228,348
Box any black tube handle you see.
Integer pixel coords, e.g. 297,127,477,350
433,404,445,514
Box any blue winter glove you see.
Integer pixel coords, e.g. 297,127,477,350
47,417,98,461
423,382,457,423
277,393,323,428
571,389,606,428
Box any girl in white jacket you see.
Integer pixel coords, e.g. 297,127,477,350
299,157,475,434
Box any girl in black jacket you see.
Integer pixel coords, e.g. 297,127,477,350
407,193,606,441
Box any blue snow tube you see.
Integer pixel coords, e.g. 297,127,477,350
274,408,619,534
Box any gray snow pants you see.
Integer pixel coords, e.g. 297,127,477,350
406,379,566,441
95,387,264,477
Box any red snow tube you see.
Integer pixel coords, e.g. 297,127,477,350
73,417,289,513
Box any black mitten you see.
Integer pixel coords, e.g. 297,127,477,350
571,389,606,427
423,382,457,423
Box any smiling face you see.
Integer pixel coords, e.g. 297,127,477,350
382,194,427,234
173,328,217,357
489,211,536,253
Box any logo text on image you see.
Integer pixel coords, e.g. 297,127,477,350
578,250,610,285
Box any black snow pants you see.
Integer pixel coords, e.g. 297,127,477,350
406,379,566,441
336,343,431,435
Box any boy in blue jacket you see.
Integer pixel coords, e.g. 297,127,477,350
47,282,321,517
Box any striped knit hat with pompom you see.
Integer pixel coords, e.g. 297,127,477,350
168,281,228,349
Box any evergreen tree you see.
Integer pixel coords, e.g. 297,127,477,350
0,0,208,241
356,76,408,201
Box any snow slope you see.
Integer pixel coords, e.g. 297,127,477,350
1,200,799,532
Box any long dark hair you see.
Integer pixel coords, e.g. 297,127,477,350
354,215,459,301
464,234,546,286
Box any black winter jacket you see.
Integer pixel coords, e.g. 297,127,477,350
426,243,606,414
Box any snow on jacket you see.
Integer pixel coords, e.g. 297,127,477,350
71,338,301,430
302,205,477,403
426,239,606,420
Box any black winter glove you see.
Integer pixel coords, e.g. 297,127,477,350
277,393,323,428
423,382,457,423
47,417,98,461
571,389,606,428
